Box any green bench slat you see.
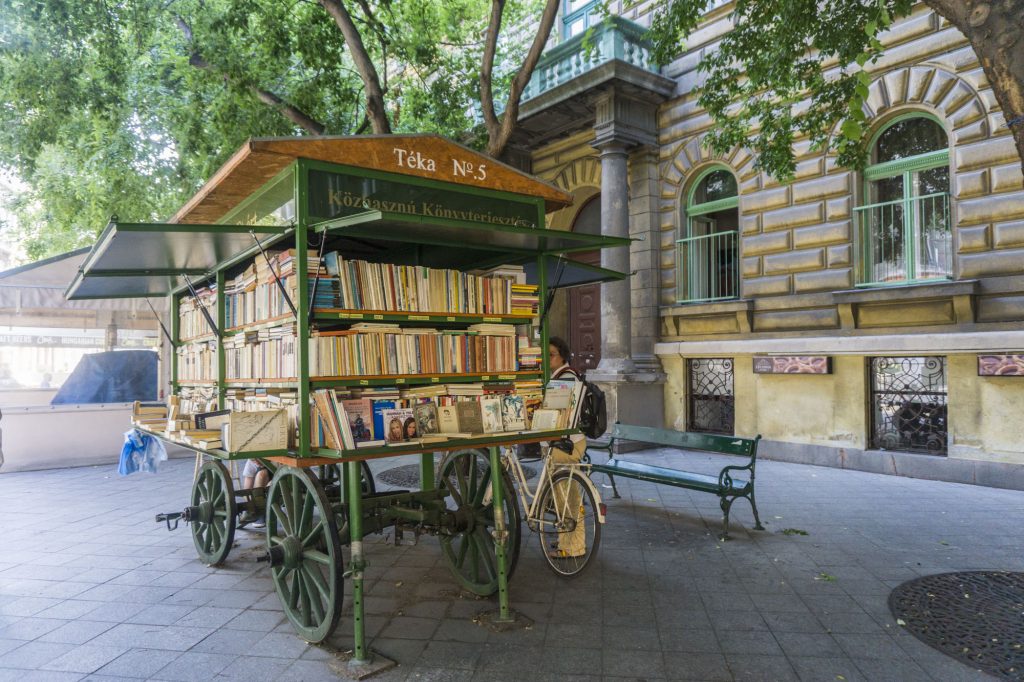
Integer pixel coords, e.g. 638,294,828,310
607,424,756,457
591,459,748,494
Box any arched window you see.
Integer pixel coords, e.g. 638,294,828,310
858,115,951,285
677,166,739,303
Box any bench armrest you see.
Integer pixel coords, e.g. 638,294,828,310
718,462,754,490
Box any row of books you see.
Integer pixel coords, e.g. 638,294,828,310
183,330,540,382
311,387,567,450
178,287,217,340
308,324,518,378
177,340,218,381
321,255,539,316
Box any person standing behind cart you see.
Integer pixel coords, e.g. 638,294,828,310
546,336,587,559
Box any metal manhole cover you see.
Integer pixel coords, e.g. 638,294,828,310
888,571,1024,679
376,462,537,488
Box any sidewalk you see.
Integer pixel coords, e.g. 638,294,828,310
1,450,1022,681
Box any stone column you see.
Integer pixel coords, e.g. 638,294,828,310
594,140,635,376
587,90,665,436
628,147,665,375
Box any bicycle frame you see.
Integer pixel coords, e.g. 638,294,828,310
498,445,607,532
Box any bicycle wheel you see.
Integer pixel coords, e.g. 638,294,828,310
537,470,601,577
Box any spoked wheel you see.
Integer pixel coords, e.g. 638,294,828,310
316,461,376,496
537,471,601,577
265,467,343,643
437,449,521,596
190,461,237,566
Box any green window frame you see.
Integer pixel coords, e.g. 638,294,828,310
562,0,599,38
676,166,740,303
856,114,952,287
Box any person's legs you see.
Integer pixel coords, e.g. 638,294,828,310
549,440,587,557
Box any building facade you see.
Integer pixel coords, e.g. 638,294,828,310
513,1,1024,488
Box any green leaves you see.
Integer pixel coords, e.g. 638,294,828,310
1,0,527,260
647,0,914,181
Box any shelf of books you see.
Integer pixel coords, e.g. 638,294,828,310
149,244,560,460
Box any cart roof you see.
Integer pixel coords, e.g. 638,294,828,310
172,135,572,224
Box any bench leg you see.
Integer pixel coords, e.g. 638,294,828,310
606,472,621,499
748,491,765,531
719,496,733,541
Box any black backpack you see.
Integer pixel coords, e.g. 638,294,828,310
576,375,607,439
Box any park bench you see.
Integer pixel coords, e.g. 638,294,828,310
586,423,764,540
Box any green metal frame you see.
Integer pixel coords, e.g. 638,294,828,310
858,114,952,287
74,146,634,657
677,165,740,304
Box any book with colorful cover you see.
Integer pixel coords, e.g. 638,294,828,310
382,407,416,442
371,400,396,440
413,402,440,435
341,398,374,442
480,396,503,433
500,394,526,431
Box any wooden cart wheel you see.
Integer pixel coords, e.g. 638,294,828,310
191,461,237,566
437,449,521,596
316,461,376,496
265,466,343,643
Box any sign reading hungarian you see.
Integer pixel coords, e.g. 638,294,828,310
977,354,1024,376
307,168,540,229
753,356,832,374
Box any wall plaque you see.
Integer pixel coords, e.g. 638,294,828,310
753,356,832,375
977,354,1024,376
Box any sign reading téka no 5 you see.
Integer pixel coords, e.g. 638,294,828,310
307,148,539,229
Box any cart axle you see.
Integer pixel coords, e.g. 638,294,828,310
155,505,202,531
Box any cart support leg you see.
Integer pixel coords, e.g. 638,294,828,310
420,452,434,490
346,459,368,665
488,446,513,623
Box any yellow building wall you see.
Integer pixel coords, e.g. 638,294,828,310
949,355,1024,463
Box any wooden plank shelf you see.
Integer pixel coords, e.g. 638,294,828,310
313,309,536,325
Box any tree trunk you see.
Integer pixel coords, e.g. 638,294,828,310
484,0,560,158
925,0,1024,176
319,0,392,135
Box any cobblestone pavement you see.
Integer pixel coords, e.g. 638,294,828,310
2,450,1022,681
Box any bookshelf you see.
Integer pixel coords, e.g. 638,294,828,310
67,135,631,654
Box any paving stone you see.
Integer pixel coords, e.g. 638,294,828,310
662,651,732,680
724,654,799,681
40,644,129,674
37,620,116,645
150,651,235,681
787,656,866,682
0,640,77,669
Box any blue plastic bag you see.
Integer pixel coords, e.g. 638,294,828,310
118,428,167,476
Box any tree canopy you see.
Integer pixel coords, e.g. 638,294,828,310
0,0,554,260
648,0,1024,180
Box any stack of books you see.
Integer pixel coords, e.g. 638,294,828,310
322,254,532,316
224,323,297,379
308,326,518,377
178,286,217,339
176,340,217,381
225,249,332,327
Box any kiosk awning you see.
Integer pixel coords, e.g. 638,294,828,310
66,220,290,300
524,257,628,289
316,211,631,256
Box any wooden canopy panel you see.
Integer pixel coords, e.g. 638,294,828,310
171,135,573,225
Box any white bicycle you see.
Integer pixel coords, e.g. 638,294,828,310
500,442,606,577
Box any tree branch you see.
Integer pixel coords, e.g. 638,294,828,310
318,0,392,134
485,0,560,158
479,0,505,142
175,16,326,135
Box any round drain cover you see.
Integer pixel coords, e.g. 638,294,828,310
888,571,1024,679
